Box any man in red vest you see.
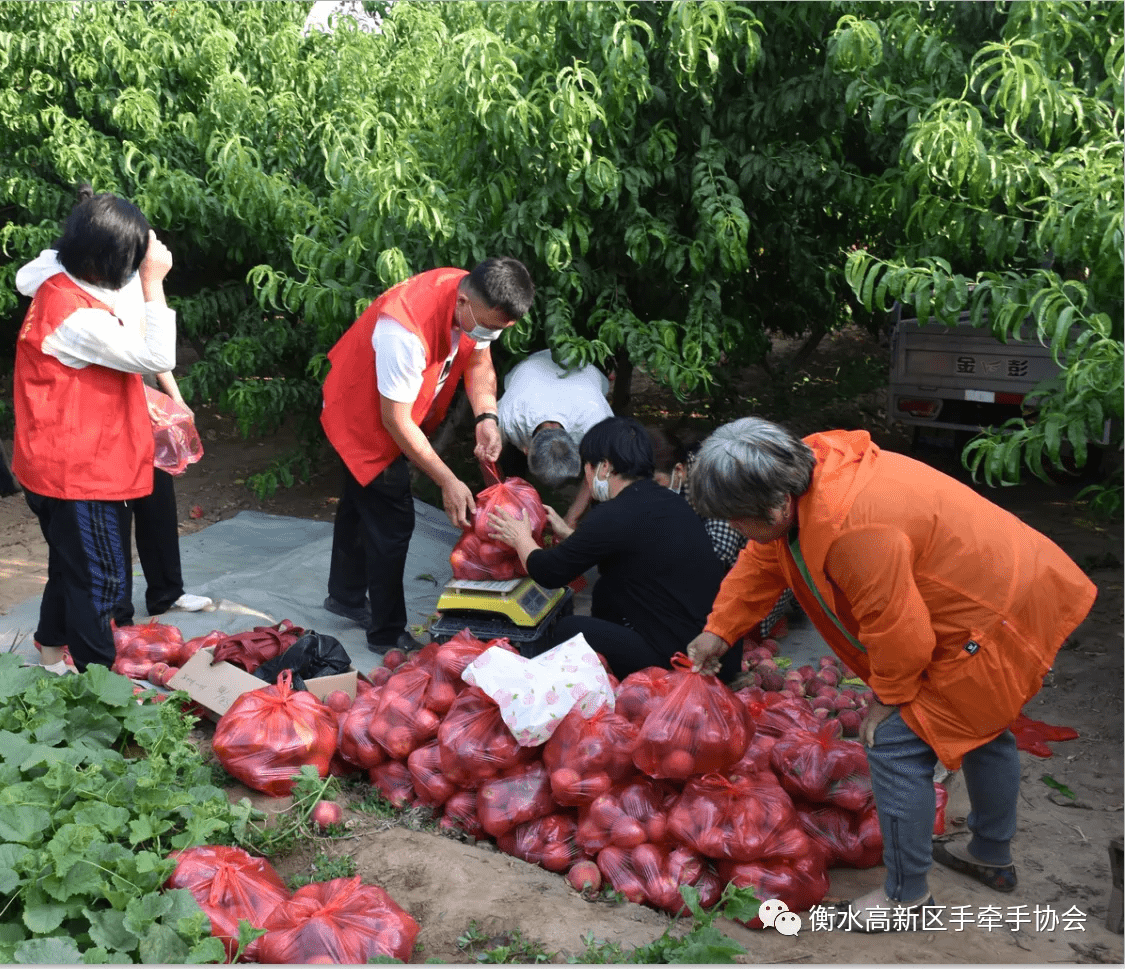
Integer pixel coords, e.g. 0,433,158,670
320,257,535,654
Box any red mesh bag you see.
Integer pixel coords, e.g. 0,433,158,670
257,876,419,964
370,665,441,761
632,655,752,780
437,686,529,787
407,740,459,809
618,842,713,915
728,731,778,777
211,669,337,796
471,476,546,543
719,851,831,927
179,629,226,666
145,384,204,475
614,666,673,726
477,760,555,839
336,687,387,771
165,845,289,962
111,620,185,678
450,532,524,581
795,801,881,869
738,687,824,737
543,704,640,806
769,725,869,806
368,760,417,810
423,630,516,715
667,772,802,863
576,777,674,854
211,620,305,673
449,477,547,580
439,788,486,839
497,811,584,873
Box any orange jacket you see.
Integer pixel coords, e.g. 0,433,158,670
705,430,1096,768
13,275,153,500
320,268,474,486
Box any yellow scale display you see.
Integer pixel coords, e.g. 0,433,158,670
435,577,568,628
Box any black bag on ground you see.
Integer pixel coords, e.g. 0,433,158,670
253,632,353,691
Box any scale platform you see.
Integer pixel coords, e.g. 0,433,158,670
431,576,573,646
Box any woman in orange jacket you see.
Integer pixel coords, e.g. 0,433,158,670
686,417,1096,931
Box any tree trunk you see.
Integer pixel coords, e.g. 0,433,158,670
611,355,634,415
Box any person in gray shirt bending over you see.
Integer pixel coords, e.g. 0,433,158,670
497,349,613,526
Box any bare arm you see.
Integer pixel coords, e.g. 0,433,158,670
563,476,593,528
463,346,502,462
381,396,475,529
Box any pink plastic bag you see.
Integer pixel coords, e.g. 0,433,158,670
145,385,203,476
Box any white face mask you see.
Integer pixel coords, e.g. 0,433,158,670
466,324,503,343
591,463,612,502
667,469,683,495
461,297,504,342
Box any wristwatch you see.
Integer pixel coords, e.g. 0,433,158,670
474,412,499,426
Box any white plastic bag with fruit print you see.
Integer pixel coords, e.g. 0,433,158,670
461,634,614,746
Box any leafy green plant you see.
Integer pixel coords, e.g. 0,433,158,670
620,883,759,964
0,656,257,963
457,920,551,964
288,851,358,890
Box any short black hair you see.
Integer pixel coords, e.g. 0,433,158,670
579,416,655,479
56,185,150,290
466,256,535,320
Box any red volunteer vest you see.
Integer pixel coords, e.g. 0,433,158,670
13,274,154,500
320,268,475,485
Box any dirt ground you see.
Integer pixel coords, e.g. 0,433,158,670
0,326,1122,964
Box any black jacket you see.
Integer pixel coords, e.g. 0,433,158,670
526,478,725,657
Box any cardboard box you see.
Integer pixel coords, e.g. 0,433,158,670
169,646,358,721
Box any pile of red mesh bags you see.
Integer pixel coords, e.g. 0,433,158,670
199,628,956,932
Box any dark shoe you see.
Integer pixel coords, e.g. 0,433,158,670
323,596,371,626
932,842,1018,892
831,889,936,933
367,631,427,656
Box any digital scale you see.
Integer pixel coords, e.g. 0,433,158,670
431,576,574,654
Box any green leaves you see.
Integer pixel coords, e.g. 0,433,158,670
0,654,254,962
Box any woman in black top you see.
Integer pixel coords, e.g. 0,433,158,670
487,416,741,683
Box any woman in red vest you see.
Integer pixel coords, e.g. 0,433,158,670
13,187,176,673
320,258,534,654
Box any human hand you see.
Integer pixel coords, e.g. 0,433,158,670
686,631,730,676
544,505,573,540
487,506,531,549
859,699,898,747
441,477,476,530
473,419,502,463
139,230,173,286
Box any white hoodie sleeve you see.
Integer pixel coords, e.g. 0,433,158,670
19,250,176,374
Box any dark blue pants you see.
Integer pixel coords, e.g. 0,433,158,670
24,489,131,672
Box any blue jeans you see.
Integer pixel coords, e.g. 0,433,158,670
867,710,1020,902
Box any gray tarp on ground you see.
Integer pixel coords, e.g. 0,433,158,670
1,505,463,679
1,505,830,680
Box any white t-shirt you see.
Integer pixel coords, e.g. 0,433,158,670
497,349,613,451
373,316,489,403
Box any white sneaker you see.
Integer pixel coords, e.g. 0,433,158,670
172,593,213,612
